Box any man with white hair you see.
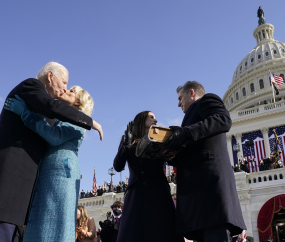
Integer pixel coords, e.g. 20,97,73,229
0,62,103,241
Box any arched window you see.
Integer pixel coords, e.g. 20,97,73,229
280,174,283,179
264,176,267,182
245,62,248,66
258,54,261,59
236,92,239,100
265,52,269,56
251,58,254,62
269,175,272,181
253,178,257,183
258,177,262,182
250,83,255,92
259,79,264,89
231,97,233,103
240,66,242,71
242,88,246,96
273,49,277,54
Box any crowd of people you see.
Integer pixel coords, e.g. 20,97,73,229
233,155,283,173
80,169,177,199
80,182,129,199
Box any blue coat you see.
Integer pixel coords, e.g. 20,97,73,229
21,111,85,242
169,93,246,239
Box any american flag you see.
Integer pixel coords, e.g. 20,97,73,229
270,72,284,89
242,130,266,172
269,126,285,166
92,167,97,192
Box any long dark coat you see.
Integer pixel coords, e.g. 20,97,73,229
169,93,246,240
113,138,184,242
0,78,92,226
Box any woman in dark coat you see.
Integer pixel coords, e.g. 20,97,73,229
113,111,183,242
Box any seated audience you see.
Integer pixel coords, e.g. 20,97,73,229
76,206,97,242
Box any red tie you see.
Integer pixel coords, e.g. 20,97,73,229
115,218,119,222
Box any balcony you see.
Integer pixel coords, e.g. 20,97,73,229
234,167,285,191
230,100,285,121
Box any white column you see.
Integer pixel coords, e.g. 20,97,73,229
264,29,269,39
226,134,234,166
261,127,271,157
235,133,244,160
256,34,260,44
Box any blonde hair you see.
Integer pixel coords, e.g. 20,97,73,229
70,85,94,116
77,206,88,227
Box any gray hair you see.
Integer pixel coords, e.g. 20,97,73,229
176,80,205,97
36,62,68,79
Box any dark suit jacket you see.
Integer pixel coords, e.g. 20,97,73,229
100,216,121,242
0,78,92,226
169,94,246,238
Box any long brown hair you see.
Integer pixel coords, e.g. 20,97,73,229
77,206,88,227
133,111,151,139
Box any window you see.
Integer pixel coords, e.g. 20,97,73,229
240,66,242,71
250,83,255,92
265,52,269,56
251,58,254,62
258,54,261,59
236,92,239,100
259,79,264,89
231,97,233,103
245,62,248,66
282,49,285,53
242,87,246,96
273,49,277,54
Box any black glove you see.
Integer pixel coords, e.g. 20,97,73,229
119,121,134,158
123,121,134,149
164,126,188,150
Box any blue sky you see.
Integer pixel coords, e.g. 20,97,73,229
1,1,285,191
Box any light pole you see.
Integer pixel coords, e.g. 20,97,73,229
108,167,116,192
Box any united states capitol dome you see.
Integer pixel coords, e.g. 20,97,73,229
223,16,285,113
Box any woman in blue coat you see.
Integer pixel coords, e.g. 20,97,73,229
113,111,184,242
4,86,94,242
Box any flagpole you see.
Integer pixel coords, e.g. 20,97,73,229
269,70,276,104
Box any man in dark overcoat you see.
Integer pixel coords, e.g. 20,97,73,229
0,62,103,241
165,81,246,242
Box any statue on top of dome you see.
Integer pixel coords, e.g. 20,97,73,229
257,6,266,26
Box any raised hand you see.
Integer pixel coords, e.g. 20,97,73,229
123,121,134,149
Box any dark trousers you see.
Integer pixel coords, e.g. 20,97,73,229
184,225,231,242
0,221,16,242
